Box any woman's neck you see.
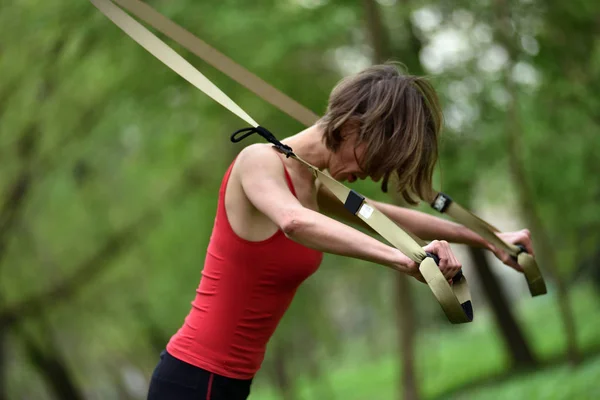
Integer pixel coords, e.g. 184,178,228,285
280,125,330,172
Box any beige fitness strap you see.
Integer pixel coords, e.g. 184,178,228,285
89,0,473,324
112,0,320,127
108,0,545,298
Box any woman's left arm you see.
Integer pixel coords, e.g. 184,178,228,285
317,183,485,246
367,199,488,247
317,184,534,269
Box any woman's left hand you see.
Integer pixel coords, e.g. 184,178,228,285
487,229,534,272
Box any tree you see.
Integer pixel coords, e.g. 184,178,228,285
492,0,581,365
363,1,422,398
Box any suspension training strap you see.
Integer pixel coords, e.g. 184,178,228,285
89,0,473,323
112,0,320,127
106,0,546,298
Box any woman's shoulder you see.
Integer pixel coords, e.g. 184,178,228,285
234,143,286,176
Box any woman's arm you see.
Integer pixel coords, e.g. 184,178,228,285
317,183,534,272
317,183,487,247
368,199,488,247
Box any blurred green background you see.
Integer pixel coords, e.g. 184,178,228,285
1,0,599,399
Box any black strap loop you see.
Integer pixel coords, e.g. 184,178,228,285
231,126,295,157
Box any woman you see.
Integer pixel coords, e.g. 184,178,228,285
147,64,533,399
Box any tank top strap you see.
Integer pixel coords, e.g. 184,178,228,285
277,155,297,198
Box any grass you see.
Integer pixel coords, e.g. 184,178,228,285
250,283,600,400
449,356,600,400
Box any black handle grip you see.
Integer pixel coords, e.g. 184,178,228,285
425,252,440,265
425,252,463,283
511,244,528,262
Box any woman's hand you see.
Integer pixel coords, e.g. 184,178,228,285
487,229,534,272
423,240,463,282
395,240,463,283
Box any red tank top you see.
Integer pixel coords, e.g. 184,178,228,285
166,157,323,379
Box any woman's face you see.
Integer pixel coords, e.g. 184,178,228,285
328,136,383,183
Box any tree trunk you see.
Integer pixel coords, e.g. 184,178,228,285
271,341,296,400
363,1,421,398
493,0,581,365
505,117,580,364
307,344,335,400
134,301,169,354
363,0,391,63
467,247,537,368
396,275,418,400
22,326,85,400
0,326,6,400
0,74,47,400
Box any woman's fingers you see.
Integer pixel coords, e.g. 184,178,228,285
497,229,535,257
423,240,462,281
518,229,534,256
490,240,525,272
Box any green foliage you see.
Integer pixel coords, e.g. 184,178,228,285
1,0,599,398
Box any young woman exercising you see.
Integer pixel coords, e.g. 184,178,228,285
147,63,533,400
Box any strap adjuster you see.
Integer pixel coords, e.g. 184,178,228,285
344,190,365,215
431,192,453,213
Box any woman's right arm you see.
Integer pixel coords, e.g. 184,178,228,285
236,145,461,281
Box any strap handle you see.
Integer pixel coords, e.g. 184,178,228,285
89,0,473,323
430,193,547,296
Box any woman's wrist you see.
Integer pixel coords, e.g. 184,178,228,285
457,225,489,248
388,248,414,273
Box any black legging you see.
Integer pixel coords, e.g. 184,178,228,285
147,350,253,400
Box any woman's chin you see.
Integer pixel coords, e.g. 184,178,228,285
331,172,355,183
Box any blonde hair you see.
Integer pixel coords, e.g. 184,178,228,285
318,63,443,205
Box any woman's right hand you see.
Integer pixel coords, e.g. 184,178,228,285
423,240,463,282
395,240,463,283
